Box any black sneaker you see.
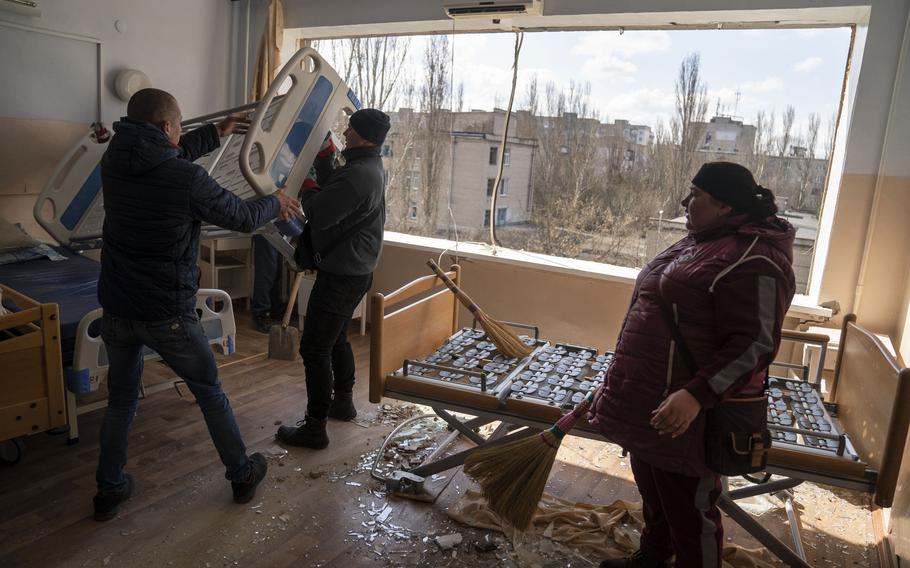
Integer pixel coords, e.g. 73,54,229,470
327,392,357,421
232,453,268,504
275,416,329,449
253,313,271,334
93,473,134,521
600,550,668,568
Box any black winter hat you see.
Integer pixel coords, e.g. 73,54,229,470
349,108,391,146
691,161,778,218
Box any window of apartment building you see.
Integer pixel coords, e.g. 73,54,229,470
497,208,508,225
499,178,508,197
309,26,851,295
408,206,418,221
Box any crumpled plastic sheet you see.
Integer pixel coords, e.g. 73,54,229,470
448,490,778,567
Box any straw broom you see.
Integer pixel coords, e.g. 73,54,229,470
463,390,597,530
427,259,532,359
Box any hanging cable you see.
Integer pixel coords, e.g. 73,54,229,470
488,30,524,251
439,18,461,268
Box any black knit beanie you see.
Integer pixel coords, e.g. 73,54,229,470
691,161,778,218
349,108,391,146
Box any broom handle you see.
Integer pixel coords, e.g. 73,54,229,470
547,390,596,441
282,272,305,328
427,259,480,315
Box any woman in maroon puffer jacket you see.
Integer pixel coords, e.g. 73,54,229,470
593,162,796,568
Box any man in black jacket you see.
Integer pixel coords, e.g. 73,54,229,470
275,109,389,449
93,88,300,521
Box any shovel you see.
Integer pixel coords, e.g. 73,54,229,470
268,271,304,360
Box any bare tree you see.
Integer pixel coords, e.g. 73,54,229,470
453,81,465,113
778,104,796,158
523,74,539,115
795,112,821,211
415,35,452,233
317,37,411,110
668,53,709,214
748,109,775,183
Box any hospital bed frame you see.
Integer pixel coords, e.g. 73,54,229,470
62,289,237,443
0,284,67,447
369,270,909,567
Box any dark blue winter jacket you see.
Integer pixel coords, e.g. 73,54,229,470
98,119,279,320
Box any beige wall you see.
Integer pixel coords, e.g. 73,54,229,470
372,242,634,351
441,137,534,230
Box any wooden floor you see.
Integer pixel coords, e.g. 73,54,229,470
0,308,881,567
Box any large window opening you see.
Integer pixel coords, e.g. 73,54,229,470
300,27,853,294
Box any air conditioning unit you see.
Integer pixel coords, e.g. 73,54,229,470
444,0,543,19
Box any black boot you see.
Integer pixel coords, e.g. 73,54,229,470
275,416,329,449
328,392,357,421
599,550,668,568
93,473,134,521
231,453,268,504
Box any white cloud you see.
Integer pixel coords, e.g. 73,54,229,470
793,56,823,73
597,88,676,125
570,31,671,80
740,77,785,92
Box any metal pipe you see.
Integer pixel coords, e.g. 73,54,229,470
782,493,807,560
244,0,251,104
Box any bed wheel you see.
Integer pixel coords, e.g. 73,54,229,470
67,436,80,446
0,438,25,465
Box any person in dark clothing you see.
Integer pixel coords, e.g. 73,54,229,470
251,235,283,333
275,108,389,449
591,162,796,567
93,88,300,521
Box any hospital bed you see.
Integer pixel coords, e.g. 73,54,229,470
368,269,910,567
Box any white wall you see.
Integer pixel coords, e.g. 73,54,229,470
0,0,235,123
0,0,240,239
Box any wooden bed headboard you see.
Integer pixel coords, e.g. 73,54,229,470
0,284,66,442
830,314,910,507
368,265,461,404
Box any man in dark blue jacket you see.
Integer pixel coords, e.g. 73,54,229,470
93,88,299,521
275,109,388,450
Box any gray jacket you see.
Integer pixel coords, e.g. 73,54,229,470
300,145,385,275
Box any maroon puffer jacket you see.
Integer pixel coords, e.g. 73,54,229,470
590,214,796,476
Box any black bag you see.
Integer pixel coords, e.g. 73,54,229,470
655,296,771,476
294,206,382,271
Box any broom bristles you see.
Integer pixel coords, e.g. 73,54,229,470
462,393,596,529
476,311,534,359
464,430,563,530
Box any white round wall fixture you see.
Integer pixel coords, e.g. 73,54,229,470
114,69,151,102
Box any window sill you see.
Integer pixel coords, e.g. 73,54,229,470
382,232,832,320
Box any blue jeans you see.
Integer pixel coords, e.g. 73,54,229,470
96,312,252,493
252,235,282,317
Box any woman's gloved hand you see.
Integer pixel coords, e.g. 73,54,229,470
650,389,702,438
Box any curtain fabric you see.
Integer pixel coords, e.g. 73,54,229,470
251,0,284,102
